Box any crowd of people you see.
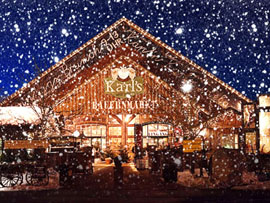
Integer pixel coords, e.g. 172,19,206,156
89,142,211,184
132,144,211,183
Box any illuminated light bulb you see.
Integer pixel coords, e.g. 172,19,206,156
181,82,193,93
73,130,80,137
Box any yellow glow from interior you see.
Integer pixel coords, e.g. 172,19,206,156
260,112,270,153
259,95,270,107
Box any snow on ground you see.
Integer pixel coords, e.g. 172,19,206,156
177,169,212,189
177,169,270,190
1,166,270,191
233,181,270,190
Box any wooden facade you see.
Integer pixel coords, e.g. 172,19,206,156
1,18,252,151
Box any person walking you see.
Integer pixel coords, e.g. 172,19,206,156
114,154,123,187
200,148,208,177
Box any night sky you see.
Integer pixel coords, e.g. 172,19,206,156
0,0,269,101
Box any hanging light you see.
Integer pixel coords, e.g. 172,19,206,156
181,81,193,93
73,130,80,137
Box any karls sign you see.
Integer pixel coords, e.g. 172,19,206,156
92,64,158,111
104,66,144,98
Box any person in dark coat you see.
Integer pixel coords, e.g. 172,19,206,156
199,148,208,177
162,150,178,183
114,155,122,169
132,144,139,164
113,155,123,186
151,150,160,174
132,144,143,166
162,156,171,182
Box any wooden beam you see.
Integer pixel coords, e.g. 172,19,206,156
127,114,136,124
111,114,123,124
122,114,126,145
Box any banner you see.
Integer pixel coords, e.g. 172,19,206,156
134,124,143,148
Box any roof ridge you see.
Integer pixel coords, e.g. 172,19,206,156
1,17,128,106
1,17,252,106
121,18,252,103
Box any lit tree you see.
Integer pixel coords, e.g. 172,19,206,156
1,62,65,139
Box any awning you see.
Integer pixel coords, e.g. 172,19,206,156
0,106,41,125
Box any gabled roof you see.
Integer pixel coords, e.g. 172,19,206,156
1,17,252,109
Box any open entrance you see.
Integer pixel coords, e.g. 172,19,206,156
108,114,135,150
106,115,177,150
72,115,177,150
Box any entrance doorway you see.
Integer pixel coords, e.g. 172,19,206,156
107,116,175,150
108,126,122,149
108,114,135,150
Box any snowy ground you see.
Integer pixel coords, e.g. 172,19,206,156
177,168,270,190
1,165,270,191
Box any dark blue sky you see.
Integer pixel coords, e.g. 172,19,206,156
0,0,269,101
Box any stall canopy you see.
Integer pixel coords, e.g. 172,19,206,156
0,107,40,125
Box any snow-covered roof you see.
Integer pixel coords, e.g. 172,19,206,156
0,106,40,125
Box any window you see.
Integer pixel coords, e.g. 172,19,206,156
142,123,172,147
246,132,256,153
82,124,106,137
127,127,134,136
77,124,106,149
109,127,121,136
221,134,238,149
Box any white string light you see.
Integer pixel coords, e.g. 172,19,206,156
181,81,193,93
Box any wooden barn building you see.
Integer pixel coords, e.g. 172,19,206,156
2,18,266,153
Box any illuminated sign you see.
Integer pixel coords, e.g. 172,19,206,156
183,140,202,153
92,100,158,110
104,66,144,98
148,131,169,136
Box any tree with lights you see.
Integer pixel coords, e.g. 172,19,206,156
3,62,66,140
